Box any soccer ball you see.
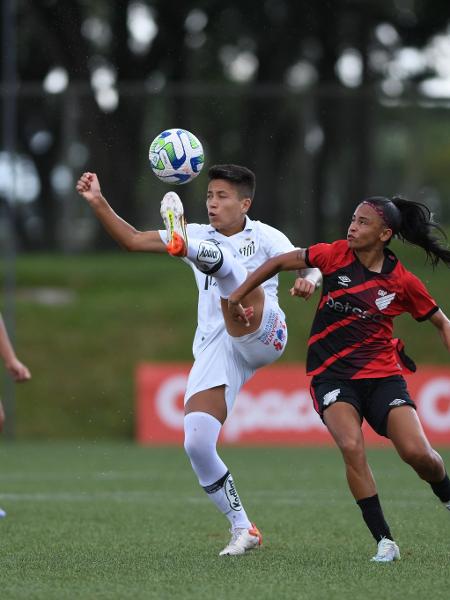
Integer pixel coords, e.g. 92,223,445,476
149,128,204,184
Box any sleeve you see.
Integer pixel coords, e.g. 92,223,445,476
402,271,439,321
305,242,335,273
263,224,296,256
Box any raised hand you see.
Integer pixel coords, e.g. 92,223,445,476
76,172,103,206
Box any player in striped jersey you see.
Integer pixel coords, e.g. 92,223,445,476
228,195,450,562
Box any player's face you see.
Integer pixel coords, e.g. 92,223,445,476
347,204,391,251
206,179,251,236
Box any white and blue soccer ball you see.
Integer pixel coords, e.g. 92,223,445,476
149,128,204,184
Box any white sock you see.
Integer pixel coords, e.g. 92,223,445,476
185,239,247,299
184,412,252,530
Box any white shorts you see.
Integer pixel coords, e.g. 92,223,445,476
184,299,288,413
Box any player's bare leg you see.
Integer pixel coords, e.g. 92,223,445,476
324,403,376,499
387,406,450,510
324,402,399,561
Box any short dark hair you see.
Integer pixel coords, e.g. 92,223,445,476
208,164,256,200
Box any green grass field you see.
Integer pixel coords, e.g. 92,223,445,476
0,442,448,599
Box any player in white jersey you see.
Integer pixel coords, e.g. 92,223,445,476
76,164,321,555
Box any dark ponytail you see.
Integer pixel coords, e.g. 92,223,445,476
362,195,450,268
391,196,450,268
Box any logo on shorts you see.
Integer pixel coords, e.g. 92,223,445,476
323,388,340,407
338,275,351,287
224,474,242,511
389,398,406,406
273,324,286,351
375,290,396,311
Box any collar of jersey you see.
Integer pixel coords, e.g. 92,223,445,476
353,246,398,275
207,215,253,235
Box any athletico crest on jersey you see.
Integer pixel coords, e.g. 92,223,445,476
304,239,438,379
375,290,396,311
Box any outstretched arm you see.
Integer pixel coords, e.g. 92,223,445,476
0,315,31,382
76,172,167,253
228,249,308,323
430,309,450,352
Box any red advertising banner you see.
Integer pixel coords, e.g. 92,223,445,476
136,363,450,446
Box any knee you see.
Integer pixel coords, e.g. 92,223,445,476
398,444,438,471
337,436,365,463
184,429,213,462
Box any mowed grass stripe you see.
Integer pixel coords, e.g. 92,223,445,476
0,442,448,600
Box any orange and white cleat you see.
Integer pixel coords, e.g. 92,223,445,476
160,191,188,257
219,523,262,556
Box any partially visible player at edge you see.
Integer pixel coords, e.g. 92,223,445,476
76,165,322,556
227,195,450,562
0,312,31,518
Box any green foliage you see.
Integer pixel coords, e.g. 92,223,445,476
2,248,449,439
0,442,449,599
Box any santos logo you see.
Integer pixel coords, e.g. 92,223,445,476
326,295,386,322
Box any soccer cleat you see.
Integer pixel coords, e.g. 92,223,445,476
160,191,188,257
219,523,262,556
0,507,6,518
371,537,400,562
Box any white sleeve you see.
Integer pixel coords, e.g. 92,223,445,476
262,224,296,257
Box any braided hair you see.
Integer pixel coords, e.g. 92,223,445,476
361,195,450,268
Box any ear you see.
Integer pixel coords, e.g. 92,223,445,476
241,197,251,213
380,227,393,243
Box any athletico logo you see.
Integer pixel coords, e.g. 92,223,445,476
323,388,341,406
375,290,396,311
326,295,386,322
389,398,407,406
337,275,351,287
224,474,242,511
196,240,224,274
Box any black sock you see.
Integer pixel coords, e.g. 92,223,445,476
357,494,393,543
429,472,450,503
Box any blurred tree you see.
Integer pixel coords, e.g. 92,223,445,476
2,0,450,248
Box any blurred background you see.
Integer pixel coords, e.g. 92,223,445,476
1,0,450,439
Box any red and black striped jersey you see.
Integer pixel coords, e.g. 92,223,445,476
304,239,438,379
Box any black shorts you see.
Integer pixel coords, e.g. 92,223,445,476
310,375,416,437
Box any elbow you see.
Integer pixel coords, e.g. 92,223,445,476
120,233,142,252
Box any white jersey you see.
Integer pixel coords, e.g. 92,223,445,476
159,216,295,356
